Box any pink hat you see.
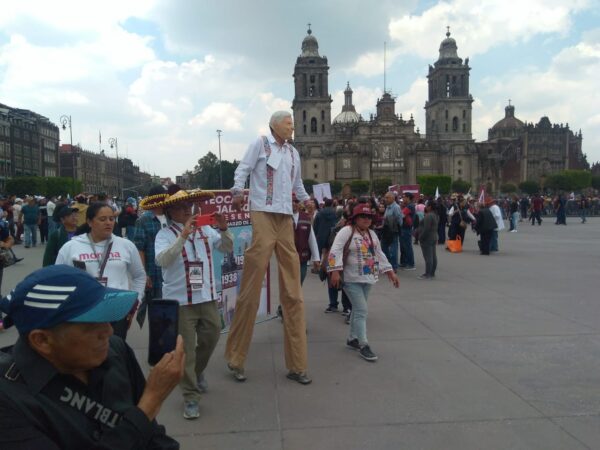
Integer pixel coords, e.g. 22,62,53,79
351,204,374,218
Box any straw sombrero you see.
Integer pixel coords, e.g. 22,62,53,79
162,188,215,207
139,185,169,210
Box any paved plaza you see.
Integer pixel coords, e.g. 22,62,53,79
1,218,600,450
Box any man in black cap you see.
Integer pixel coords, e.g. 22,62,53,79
0,265,184,449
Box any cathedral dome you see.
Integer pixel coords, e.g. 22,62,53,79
491,104,524,131
439,29,459,60
333,110,360,124
333,82,360,124
301,26,320,57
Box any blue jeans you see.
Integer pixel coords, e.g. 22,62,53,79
399,228,414,267
490,230,499,252
510,212,519,231
383,234,399,270
24,224,38,247
580,209,587,223
343,282,372,345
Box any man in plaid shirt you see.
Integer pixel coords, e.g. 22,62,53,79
134,185,169,325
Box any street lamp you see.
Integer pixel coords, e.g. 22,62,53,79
109,137,120,200
59,115,75,181
216,129,223,189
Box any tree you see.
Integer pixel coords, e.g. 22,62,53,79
349,179,370,196
5,176,82,197
562,170,592,191
328,180,343,196
302,179,317,194
544,173,569,192
372,177,392,196
192,152,238,190
592,175,600,191
451,180,471,194
518,180,540,195
417,175,451,196
500,183,517,193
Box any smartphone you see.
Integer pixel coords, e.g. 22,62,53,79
195,213,217,227
73,260,86,271
147,300,179,366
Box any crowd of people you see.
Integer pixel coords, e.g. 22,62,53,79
0,110,596,449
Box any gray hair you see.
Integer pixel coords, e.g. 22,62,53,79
269,111,292,128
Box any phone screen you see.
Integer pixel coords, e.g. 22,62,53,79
147,300,179,366
73,260,86,271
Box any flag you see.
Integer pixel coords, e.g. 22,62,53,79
434,186,440,199
478,188,485,204
99,130,102,144
465,188,472,199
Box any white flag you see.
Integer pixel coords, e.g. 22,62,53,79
434,186,440,199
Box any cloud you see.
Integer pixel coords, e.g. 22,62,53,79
388,0,591,60
189,103,245,131
474,30,600,160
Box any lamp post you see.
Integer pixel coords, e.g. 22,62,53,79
59,115,75,181
109,137,120,200
216,129,223,189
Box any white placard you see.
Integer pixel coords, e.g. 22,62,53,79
313,183,332,204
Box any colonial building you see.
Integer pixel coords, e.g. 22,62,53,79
0,103,60,191
59,144,152,198
292,27,587,192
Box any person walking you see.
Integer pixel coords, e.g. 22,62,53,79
19,197,40,248
225,111,312,384
417,199,439,279
488,198,505,252
554,193,567,225
382,191,402,272
578,194,588,224
55,202,146,339
475,198,497,255
399,193,415,271
509,195,519,232
531,193,543,225
155,187,232,420
328,204,399,362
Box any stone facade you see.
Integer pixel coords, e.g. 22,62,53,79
291,28,587,192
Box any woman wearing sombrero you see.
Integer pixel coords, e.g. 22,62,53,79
155,185,233,420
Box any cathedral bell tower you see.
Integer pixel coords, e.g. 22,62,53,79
424,28,473,140
292,26,332,141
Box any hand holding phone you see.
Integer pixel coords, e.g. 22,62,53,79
147,300,180,366
195,213,217,227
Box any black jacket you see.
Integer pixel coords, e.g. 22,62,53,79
313,207,338,252
0,336,178,450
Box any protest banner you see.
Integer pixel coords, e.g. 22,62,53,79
198,190,270,329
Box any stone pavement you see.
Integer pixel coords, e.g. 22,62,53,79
1,218,600,450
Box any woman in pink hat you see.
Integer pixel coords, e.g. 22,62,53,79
328,203,399,362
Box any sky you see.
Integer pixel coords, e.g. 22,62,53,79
1,0,599,179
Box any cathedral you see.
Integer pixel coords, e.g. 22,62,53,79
291,27,587,192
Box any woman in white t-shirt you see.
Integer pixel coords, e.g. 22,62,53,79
56,202,146,339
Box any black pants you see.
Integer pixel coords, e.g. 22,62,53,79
531,210,542,225
479,231,492,255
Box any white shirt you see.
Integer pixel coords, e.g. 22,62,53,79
46,200,56,217
489,204,505,231
155,222,234,306
327,225,392,284
56,234,146,300
293,212,320,263
232,133,309,215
